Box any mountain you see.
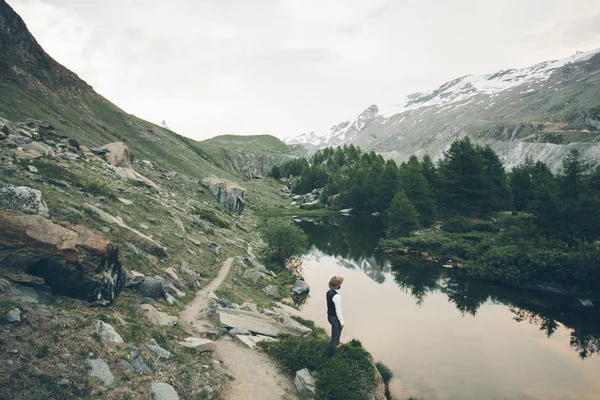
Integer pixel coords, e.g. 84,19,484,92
286,49,600,169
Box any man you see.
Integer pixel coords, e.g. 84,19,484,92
326,276,344,356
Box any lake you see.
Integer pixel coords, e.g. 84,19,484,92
296,216,600,400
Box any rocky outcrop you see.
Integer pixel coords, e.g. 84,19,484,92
201,176,248,214
138,304,177,327
87,359,114,386
96,320,124,343
216,308,282,337
291,280,310,296
0,213,125,304
97,142,133,168
222,149,293,179
151,383,180,400
0,184,49,216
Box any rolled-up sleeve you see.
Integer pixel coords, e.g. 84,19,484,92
332,294,344,326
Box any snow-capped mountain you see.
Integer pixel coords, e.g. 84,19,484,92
286,48,600,169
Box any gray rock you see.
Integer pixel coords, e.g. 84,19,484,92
263,285,280,298
149,344,172,359
295,368,316,398
201,175,248,214
229,327,252,336
6,308,21,322
125,242,141,255
202,330,222,340
27,165,38,173
7,284,55,305
239,302,258,313
291,280,310,296
87,359,114,386
130,350,154,374
0,185,49,216
47,178,70,188
138,304,177,327
125,270,145,288
283,317,313,337
58,378,70,388
139,277,166,299
216,299,234,308
96,320,124,343
5,134,30,146
151,383,180,400
217,308,281,337
243,268,264,284
165,293,179,305
179,261,198,278
178,337,216,352
120,359,136,374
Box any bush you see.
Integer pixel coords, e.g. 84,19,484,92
193,209,231,229
259,337,378,400
375,362,393,384
442,217,476,233
261,219,308,265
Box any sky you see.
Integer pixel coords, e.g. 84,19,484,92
9,0,600,141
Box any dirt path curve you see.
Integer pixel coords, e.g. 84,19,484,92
180,257,298,400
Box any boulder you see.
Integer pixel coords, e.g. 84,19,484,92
273,302,304,318
99,142,133,168
6,308,21,322
111,166,161,192
124,270,145,288
148,344,172,359
139,277,166,299
229,327,252,336
87,359,114,386
295,368,316,398
243,268,264,284
283,317,312,337
129,350,154,374
3,272,45,286
239,302,258,313
291,280,310,296
0,184,49,216
0,213,125,305
96,320,124,343
263,285,280,298
151,383,179,400
235,334,277,350
216,308,282,337
201,175,248,214
138,304,177,327
178,337,216,352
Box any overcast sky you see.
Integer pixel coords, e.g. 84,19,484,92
10,0,600,141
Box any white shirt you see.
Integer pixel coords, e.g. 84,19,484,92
332,293,344,326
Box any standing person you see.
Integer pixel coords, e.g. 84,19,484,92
326,276,344,356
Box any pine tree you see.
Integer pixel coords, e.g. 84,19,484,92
386,191,421,238
398,155,436,226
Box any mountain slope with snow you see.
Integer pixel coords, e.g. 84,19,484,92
286,49,600,169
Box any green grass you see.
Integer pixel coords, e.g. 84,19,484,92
259,336,378,400
375,361,393,384
193,208,231,229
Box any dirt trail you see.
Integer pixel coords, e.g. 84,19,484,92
180,257,298,400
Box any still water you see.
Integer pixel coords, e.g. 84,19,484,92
296,217,600,400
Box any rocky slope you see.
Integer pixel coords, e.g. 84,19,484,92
286,49,600,169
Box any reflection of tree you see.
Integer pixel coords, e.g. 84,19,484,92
391,258,441,305
301,216,600,359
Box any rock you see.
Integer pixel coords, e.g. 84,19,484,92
243,268,264,284
178,261,198,279
178,337,216,352
201,175,248,214
120,359,136,373
262,309,279,318
291,280,310,296
371,365,386,400
130,350,154,374
139,277,166,299
138,304,177,327
151,383,180,400
3,272,45,285
0,213,125,304
202,330,222,340
228,327,252,336
283,317,312,337
216,308,282,337
118,197,133,205
295,368,316,398
7,284,55,305
273,302,304,318
5,134,30,146
124,270,145,288
96,320,124,343
87,359,114,386
47,178,70,188
83,204,167,256
149,344,172,359
164,171,177,180
576,298,594,307
164,268,185,290
111,165,161,192
262,285,280,298
216,299,234,308
99,142,133,168
21,141,55,157
6,308,21,322
239,302,258,313
235,334,277,350
27,165,38,173
0,185,49,216
299,200,321,210
165,293,179,305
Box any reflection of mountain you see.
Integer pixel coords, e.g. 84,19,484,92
391,258,600,358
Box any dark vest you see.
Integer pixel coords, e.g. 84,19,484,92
327,290,338,317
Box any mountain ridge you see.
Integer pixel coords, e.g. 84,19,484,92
286,48,600,169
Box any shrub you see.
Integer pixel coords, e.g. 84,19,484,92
375,362,393,384
259,336,378,400
261,219,308,265
442,217,476,233
193,209,231,229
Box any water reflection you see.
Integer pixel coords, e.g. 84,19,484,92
297,217,600,359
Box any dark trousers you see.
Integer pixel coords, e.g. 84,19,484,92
327,315,342,356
